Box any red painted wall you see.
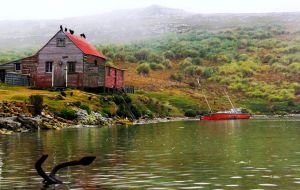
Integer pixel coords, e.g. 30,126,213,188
116,70,124,89
105,67,124,89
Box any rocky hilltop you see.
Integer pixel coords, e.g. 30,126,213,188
1,6,300,48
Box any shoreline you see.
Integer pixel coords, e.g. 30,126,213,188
1,100,300,135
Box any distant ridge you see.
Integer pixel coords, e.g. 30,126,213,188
1,5,300,49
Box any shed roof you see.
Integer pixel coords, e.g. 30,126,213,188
65,32,106,60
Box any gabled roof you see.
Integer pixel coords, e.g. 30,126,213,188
65,32,106,60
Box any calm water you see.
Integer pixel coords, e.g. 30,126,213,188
1,120,300,189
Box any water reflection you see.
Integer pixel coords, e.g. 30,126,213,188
0,148,2,183
0,120,300,189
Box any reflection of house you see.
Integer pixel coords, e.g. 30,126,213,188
0,27,125,91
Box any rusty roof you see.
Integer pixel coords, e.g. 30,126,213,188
65,32,106,60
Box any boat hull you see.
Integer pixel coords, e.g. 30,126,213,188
201,113,251,120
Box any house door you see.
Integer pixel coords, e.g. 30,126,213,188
0,70,5,83
54,62,66,87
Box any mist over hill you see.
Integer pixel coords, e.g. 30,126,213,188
1,5,300,49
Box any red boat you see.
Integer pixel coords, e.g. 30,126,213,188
201,112,251,120
201,89,251,121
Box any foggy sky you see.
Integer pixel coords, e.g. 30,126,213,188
1,0,300,20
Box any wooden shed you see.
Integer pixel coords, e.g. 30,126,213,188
0,28,125,91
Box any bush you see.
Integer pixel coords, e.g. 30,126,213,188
135,48,151,61
164,50,175,59
130,104,142,118
192,57,203,65
179,57,193,69
113,95,125,105
123,94,132,104
80,104,91,114
149,63,165,70
184,109,197,117
60,107,77,120
170,73,184,82
29,95,43,116
137,63,150,75
126,55,137,63
162,59,173,68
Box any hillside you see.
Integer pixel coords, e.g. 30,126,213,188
104,25,300,114
0,6,300,115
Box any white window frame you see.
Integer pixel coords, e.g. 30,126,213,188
45,61,53,73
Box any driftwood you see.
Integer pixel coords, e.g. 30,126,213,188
35,154,96,185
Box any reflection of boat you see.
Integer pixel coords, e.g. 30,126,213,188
200,89,251,121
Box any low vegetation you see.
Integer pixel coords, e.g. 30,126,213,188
1,25,300,115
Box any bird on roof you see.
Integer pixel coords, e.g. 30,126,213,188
64,27,68,32
80,33,86,39
69,29,74,35
60,25,63,31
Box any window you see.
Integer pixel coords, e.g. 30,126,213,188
45,61,53,73
15,63,21,71
68,62,76,73
56,38,66,47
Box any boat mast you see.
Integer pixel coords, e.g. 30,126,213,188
197,79,212,113
202,90,212,113
224,89,235,110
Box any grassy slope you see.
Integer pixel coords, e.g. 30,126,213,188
0,84,101,112
121,62,250,113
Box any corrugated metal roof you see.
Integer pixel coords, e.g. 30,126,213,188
65,32,106,60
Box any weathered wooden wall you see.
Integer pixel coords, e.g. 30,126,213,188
37,31,83,88
5,73,30,86
83,55,106,88
105,66,125,89
105,66,116,89
0,62,16,73
115,70,124,89
21,55,38,74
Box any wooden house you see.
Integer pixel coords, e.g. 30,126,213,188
0,28,125,91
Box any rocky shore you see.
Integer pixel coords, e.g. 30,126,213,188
3,99,298,135
0,101,196,135
0,101,116,135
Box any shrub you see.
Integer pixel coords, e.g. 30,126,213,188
164,50,175,59
170,73,184,82
184,109,197,117
162,59,172,68
135,48,151,61
29,95,43,116
130,104,142,118
80,104,91,114
192,57,203,65
137,63,150,75
126,55,137,63
60,107,77,120
150,63,165,70
203,68,215,78
145,109,154,119
123,95,132,104
116,104,127,117
179,57,193,69
113,95,125,105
